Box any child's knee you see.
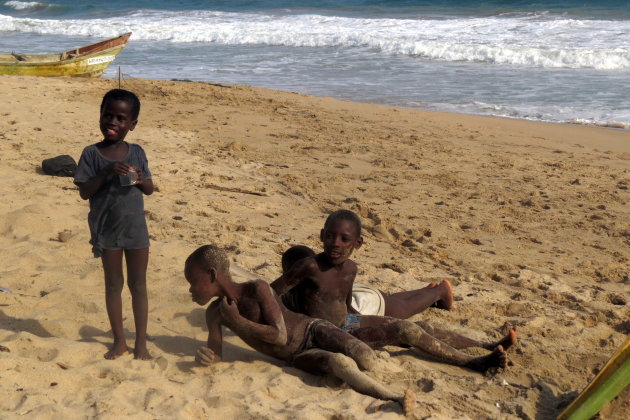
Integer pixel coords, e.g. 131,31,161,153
396,321,422,341
127,278,147,295
105,277,124,294
329,352,358,375
346,340,377,371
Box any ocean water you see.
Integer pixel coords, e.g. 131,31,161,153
1,1,629,127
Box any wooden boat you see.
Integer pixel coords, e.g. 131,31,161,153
0,33,131,78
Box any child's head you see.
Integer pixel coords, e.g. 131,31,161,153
101,89,141,120
324,210,362,236
281,245,316,273
320,209,363,265
185,245,230,305
99,89,140,143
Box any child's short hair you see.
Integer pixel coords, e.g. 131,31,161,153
186,245,230,274
324,209,362,236
281,245,315,273
101,89,141,120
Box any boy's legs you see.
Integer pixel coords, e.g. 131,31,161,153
414,320,518,351
352,316,507,372
125,248,151,360
355,313,517,351
292,348,414,414
383,280,454,319
101,249,127,359
312,321,378,371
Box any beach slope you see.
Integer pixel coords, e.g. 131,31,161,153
0,75,628,419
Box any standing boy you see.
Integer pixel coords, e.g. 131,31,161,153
74,89,154,360
272,210,516,372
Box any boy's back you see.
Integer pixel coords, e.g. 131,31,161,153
214,280,313,361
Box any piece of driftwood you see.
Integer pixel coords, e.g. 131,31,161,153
204,183,268,197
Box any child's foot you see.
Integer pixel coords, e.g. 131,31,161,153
466,345,507,372
104,341,128,360
402,389,416,416
134,346,152,360
431,280,454,311
367,390,415,416
485,327,518,351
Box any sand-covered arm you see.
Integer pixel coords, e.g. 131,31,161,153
196,299,223,366
270,257,314,296
220,281,287,346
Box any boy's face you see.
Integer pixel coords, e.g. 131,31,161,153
185,261,219,306
320,219,363,265
100,99,137,143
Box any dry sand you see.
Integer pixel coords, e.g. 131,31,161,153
0,75,628,419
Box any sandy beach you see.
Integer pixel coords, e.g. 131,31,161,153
0,75,628,419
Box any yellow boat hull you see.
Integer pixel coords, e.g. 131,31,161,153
0,33,130,78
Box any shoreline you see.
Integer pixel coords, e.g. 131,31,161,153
1,75,629,419
152,75,630,151
124,74,630,132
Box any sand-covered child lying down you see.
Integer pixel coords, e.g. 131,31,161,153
273,210,517,371
184,245,416,415
281,244,454,318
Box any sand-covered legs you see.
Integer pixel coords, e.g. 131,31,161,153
292,348,415,414
352,317,507,372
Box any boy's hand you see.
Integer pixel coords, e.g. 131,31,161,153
103,161,133,177
195,346,218,366
219,298,241,325
131,165,144,184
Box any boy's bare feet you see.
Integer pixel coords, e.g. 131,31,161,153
134,344,152,360
104,341,128,359
431,280,454,311
466,345,507,372
367,389,416,416
485,327,518,351
402,389,416,416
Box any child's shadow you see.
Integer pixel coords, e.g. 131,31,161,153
0,310,53,338
175,308,206,329
78,324,126,344
172,339,282,373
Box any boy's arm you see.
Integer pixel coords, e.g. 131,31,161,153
220,281,287,346
136,177,154,196
131,165,154,196
77,161,128,200
77,171,108,200
270,258,312,296
196,299,222,366
345,262,360,313
346,288,360,314
254,280,287,345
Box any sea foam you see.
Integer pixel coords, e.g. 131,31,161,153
1,9,629,70
4,1,52,11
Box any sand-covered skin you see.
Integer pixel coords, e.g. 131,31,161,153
0,75,628,419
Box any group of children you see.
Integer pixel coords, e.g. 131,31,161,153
75,89,517,414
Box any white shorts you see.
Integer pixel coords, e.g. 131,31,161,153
351,283,385,316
